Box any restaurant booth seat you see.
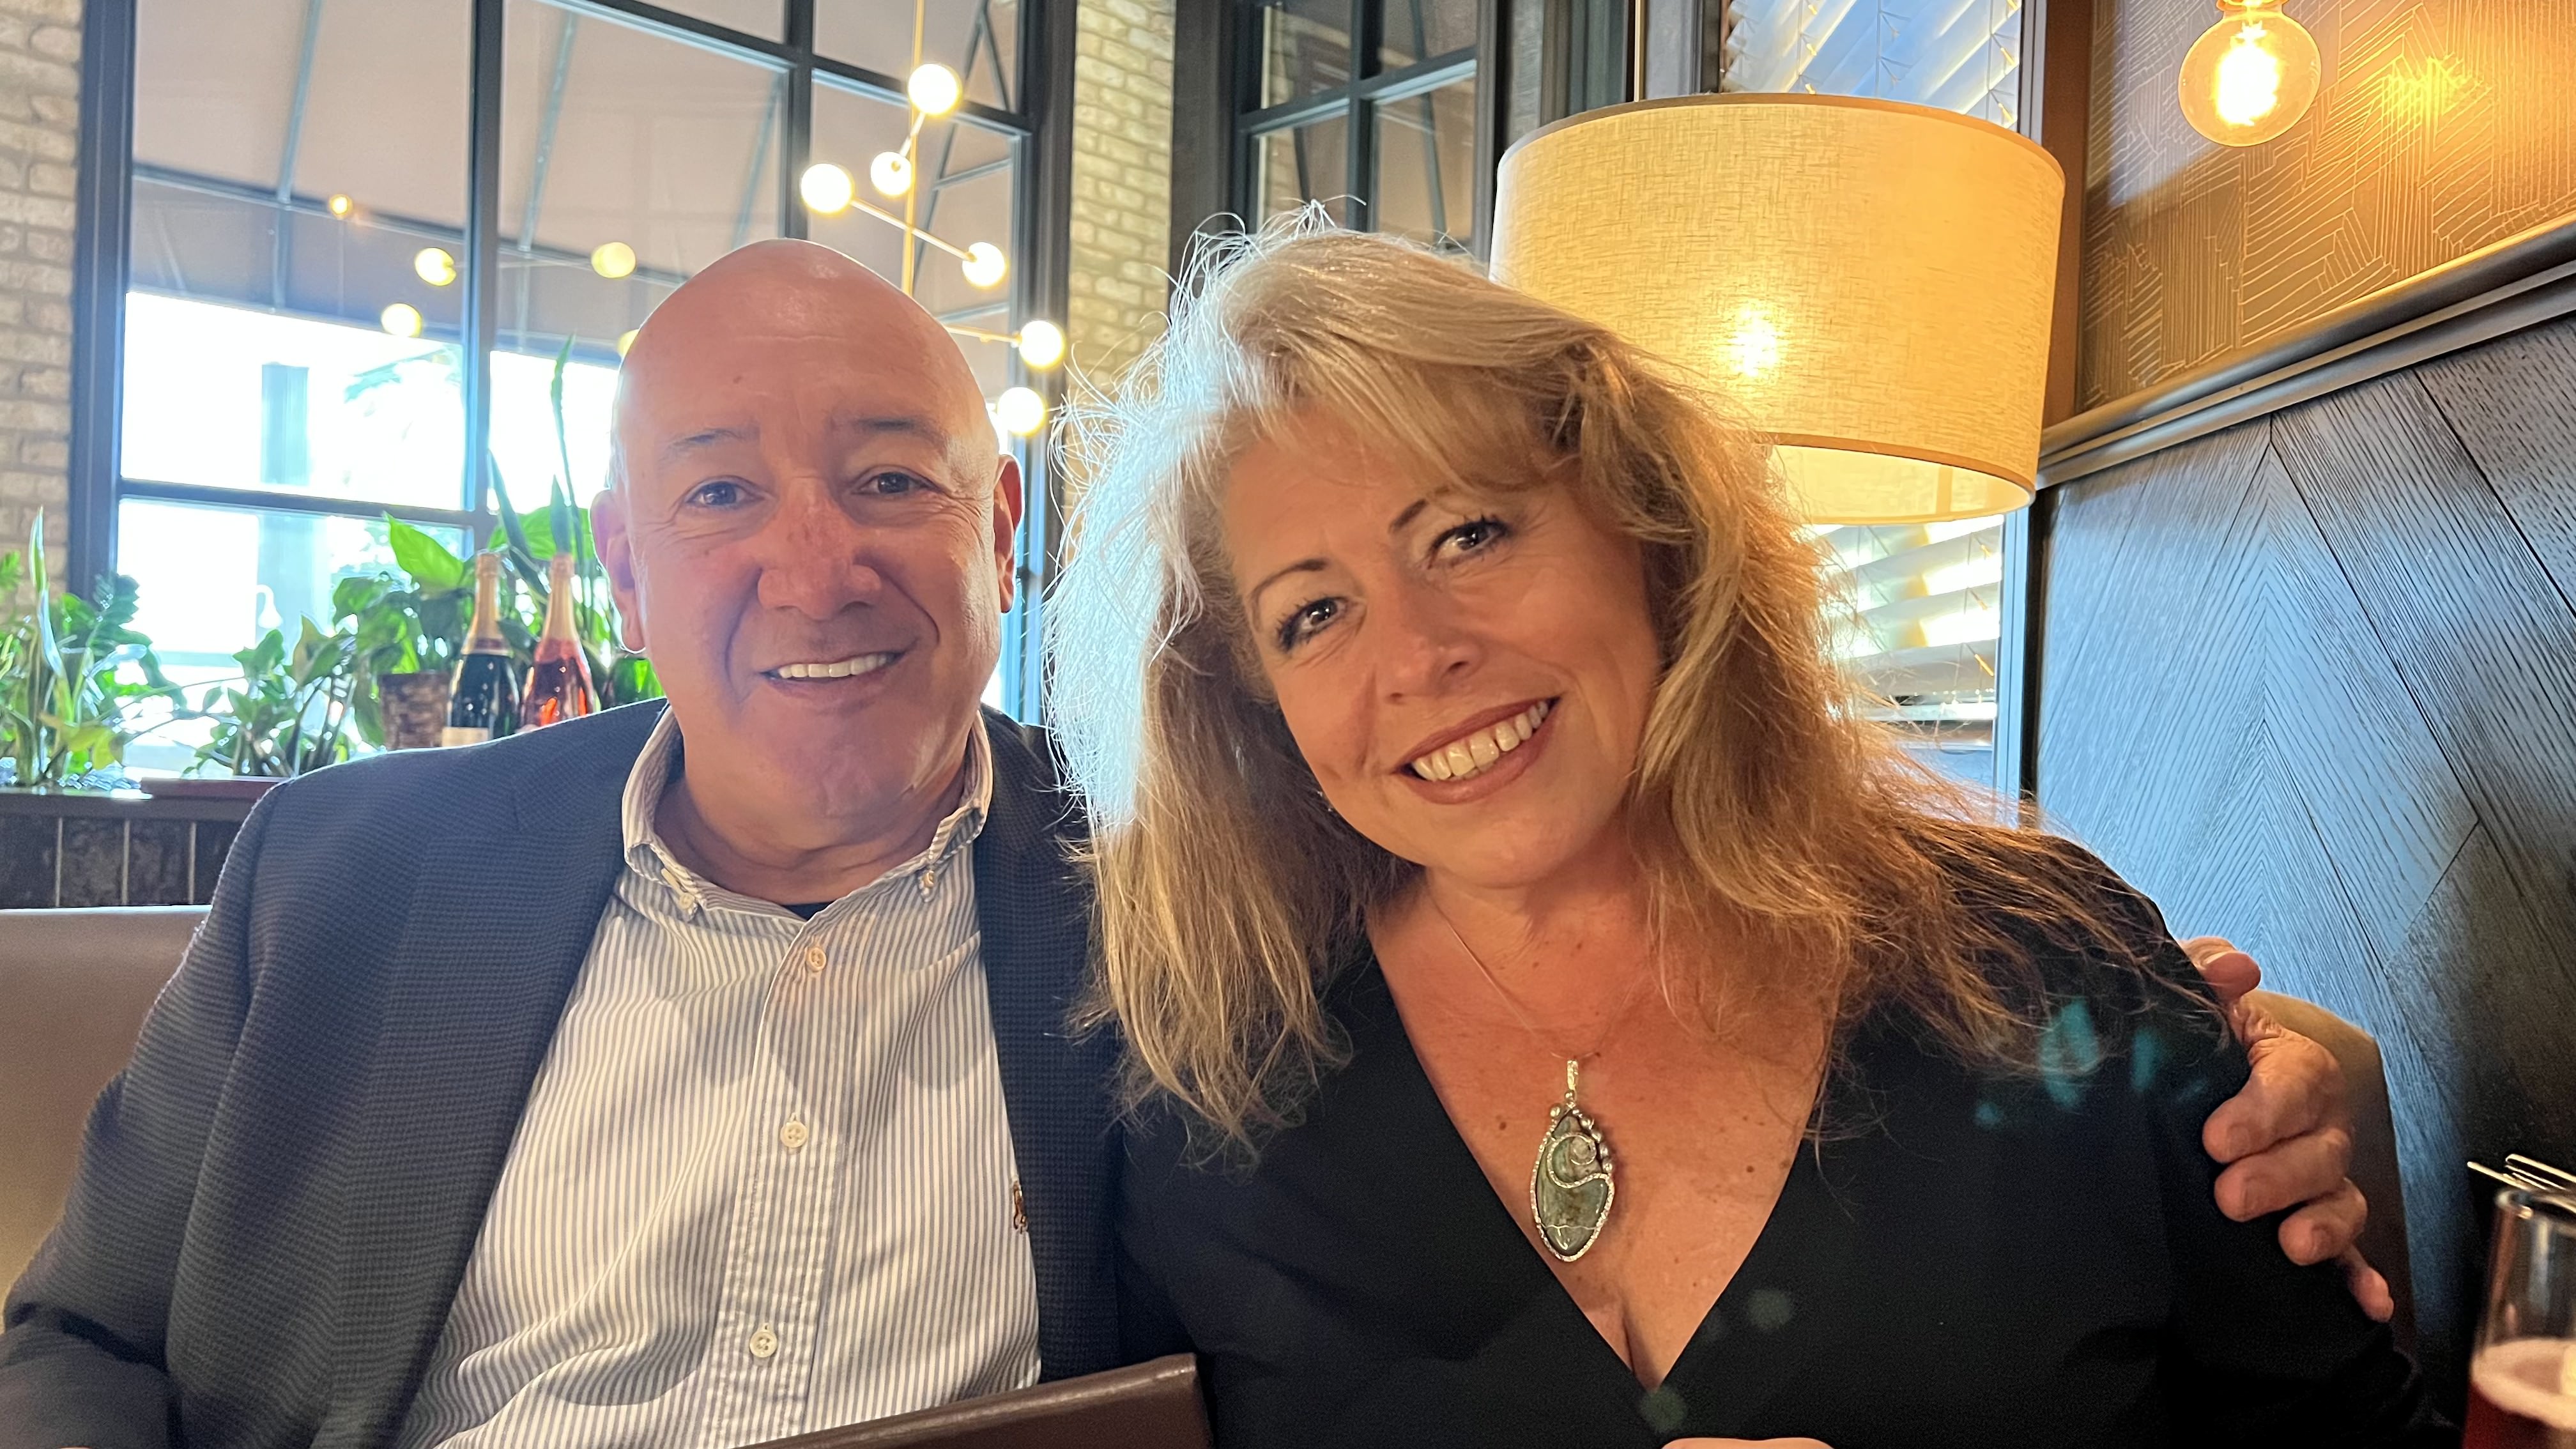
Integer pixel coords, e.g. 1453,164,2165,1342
0,908,2416,1347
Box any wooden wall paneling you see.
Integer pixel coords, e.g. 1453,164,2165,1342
2039,309,2576,1397
2250,449,2480,950
2414,322,2576,605
2268,369,2576,949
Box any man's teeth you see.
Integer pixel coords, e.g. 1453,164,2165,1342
1409,701,1551,783
771,654,897,680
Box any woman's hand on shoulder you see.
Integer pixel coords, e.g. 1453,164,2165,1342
1664,1439,1833,1447
2181,936,2395,1323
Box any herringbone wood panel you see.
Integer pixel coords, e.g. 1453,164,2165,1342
2039,310,2576,1403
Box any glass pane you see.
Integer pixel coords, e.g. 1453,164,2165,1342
491,0,785,514
121,295,465,510
1825,516,2005,786
808,82,1024,402
656,0,785,41
1260,0,1353,107
114,499,468,774
816,0,1020,112
1721,0,2021,130
128,0,469,504
1370,77,1476,250
1255,114,1349,226
1380,0,1478,70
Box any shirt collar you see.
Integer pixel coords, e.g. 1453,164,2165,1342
619,710,993,912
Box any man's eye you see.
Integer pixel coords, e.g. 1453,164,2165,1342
868,471,933,496
687,480,748,508
1276,597,1340,652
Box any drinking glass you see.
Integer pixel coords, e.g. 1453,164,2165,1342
2466,1190,2576,1448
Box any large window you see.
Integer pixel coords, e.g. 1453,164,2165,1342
99,0,1062,767
1238,0,1485,252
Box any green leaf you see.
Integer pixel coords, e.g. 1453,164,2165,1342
388,518,468,591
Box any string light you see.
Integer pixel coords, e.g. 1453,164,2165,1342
962,242,1008,288
995,386,1045,436
413,247,457,286
326,194,354,218
379,303,423,338
591,241,638,279
870,151,914,197
1015,319,1065,369
907,63,962,117
800,162,856,215
617,329,639,357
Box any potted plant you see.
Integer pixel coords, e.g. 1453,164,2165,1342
336,519,470,749
185,617,362,781
0,512,182,792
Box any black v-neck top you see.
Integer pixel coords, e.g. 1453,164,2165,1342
1116,878,2446,1446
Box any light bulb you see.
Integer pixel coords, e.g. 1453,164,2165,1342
962,242,1008,289
908,63,962,117
2178,2,2321,147
616,328,639,357
870,150,914,197
1016,319,1066,369
413,247,457,286
995,386,1045,436
1723,305,1782,378
380,303,423,338
800,162,855,215
326,193,354,218
591,241,638,279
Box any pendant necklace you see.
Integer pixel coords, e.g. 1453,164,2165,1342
1432,905,1653,1264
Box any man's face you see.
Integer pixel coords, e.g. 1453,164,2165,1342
595,247,1022,831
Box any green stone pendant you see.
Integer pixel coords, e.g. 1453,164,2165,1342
1531,1059,1614,1262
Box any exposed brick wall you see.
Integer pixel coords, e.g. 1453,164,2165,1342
0,0,75,589
1065,0,1172,390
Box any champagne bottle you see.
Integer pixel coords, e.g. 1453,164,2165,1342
441,552,520,746
520,550,597,731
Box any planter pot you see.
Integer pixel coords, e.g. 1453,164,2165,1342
378,670,454,750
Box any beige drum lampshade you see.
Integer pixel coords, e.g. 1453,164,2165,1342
1491,95,2064,525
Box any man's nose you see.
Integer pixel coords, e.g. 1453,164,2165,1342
1375,577,1481,700
753,477,887,619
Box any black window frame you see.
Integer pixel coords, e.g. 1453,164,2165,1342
68,0,1076,720
1230,0,1505,257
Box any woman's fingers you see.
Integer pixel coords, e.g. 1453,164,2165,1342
1663,1440,1835,1447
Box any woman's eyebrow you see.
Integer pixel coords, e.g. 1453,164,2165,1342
1246,558,1327,613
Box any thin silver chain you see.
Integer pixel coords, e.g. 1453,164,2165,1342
1427,897,1656,1071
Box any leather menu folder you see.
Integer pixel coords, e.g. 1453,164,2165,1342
742,1354,1211,1449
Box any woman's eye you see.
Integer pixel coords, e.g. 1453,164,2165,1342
1438,516,1509,558
687,480,748,508
1276,597,1340,651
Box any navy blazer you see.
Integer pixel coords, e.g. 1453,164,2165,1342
0,702,1122,1449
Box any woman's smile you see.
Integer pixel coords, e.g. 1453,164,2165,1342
1397,697,1556,799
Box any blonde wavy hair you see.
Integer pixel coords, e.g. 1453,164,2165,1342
1047,215,2149,1146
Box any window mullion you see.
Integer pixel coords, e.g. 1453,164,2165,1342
461,0,507,540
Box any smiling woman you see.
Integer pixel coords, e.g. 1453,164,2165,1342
1042,218,2444,1448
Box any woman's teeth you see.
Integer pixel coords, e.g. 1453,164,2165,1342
770,653,896,680
1408,700,1551,783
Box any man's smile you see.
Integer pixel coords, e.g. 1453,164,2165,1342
764,651,902,682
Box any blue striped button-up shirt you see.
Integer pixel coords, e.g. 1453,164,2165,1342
395,715,1043,1447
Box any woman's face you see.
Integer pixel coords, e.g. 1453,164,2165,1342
1222,411,1664,893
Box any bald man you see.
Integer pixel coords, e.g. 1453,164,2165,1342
0,241,2375,1449
0,243,1117,1447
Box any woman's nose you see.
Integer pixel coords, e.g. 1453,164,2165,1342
1374,581,1480,698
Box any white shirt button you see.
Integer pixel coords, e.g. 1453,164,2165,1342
779,1119,809,1152
747,1324,778,1359
802,943,827,972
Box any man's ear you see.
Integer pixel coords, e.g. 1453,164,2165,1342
992,453,1025,617
590,486,648,653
